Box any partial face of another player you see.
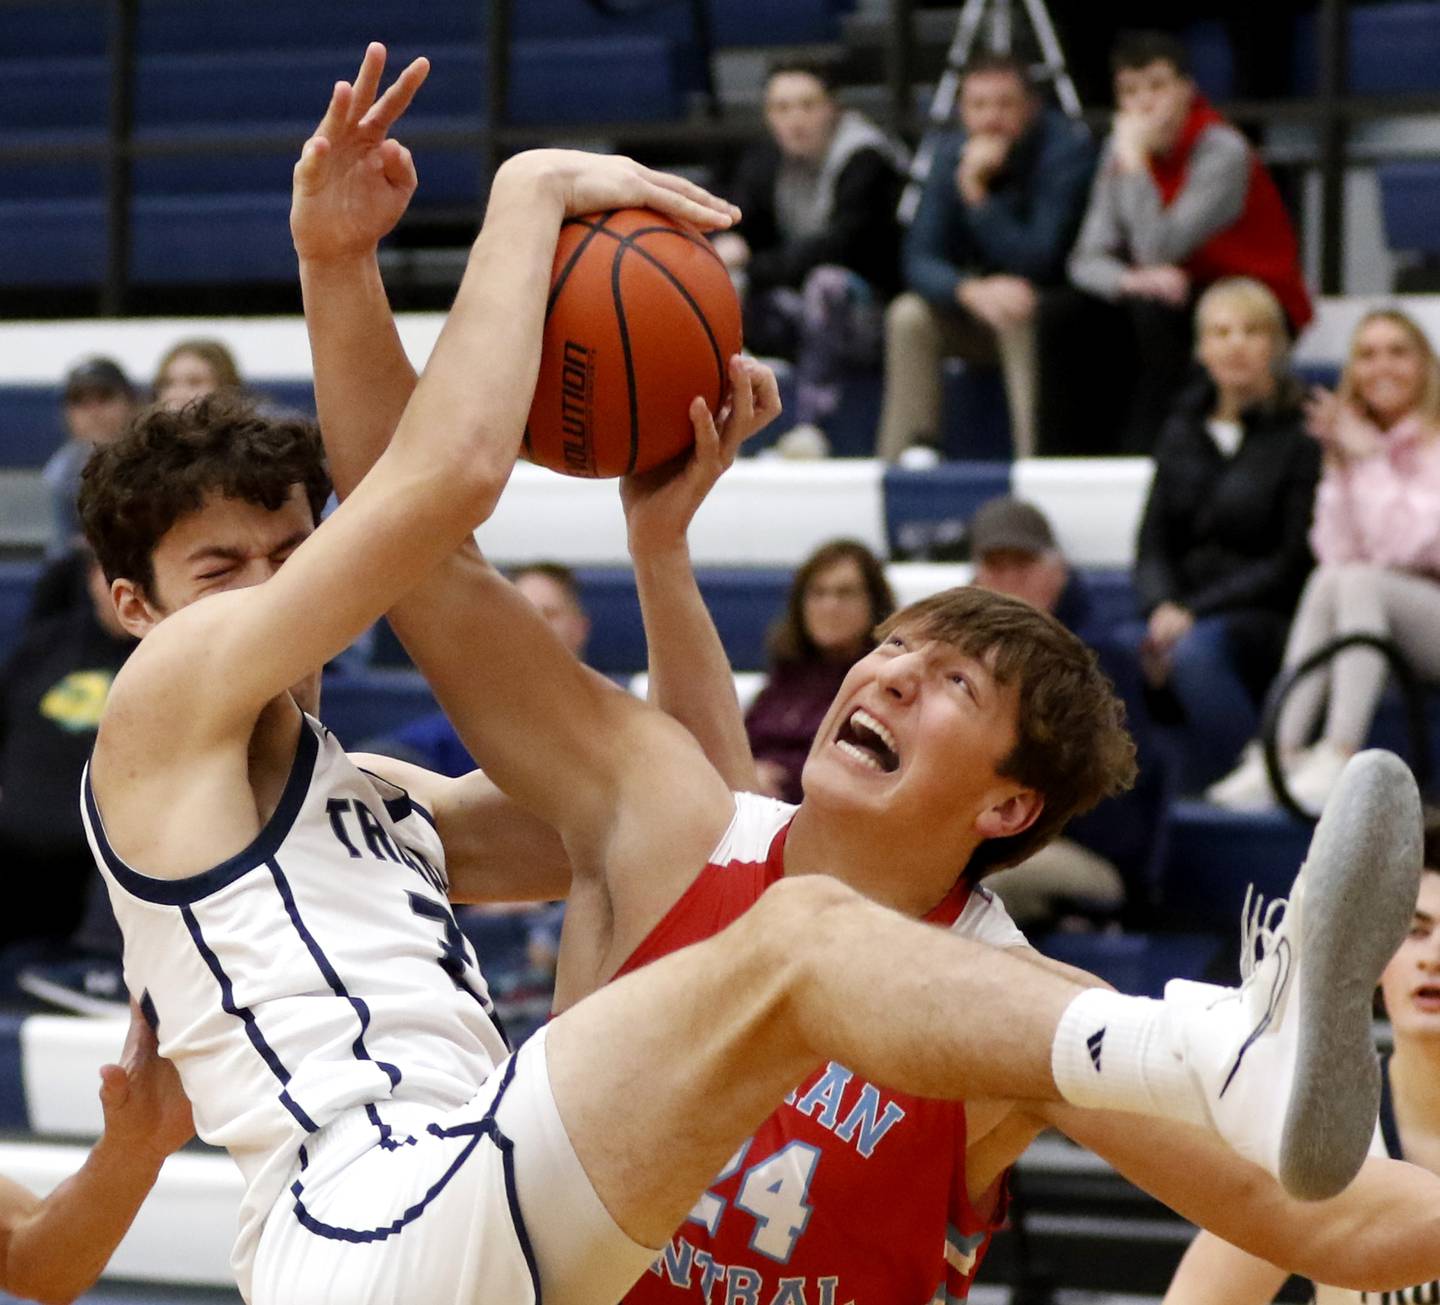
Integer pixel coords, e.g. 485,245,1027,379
958,68,1035,147
802,556,874,658
118,485,316,630
155,351,223,412
1380,869,1440,1042
802,622,1025,829
1198,300,1280,396
1114,59,1193,151
1350,317,1429,428
514,571,590,661
764,71,840,163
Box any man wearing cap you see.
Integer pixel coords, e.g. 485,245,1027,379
968,496,1086,628
43,358,138,557
966,496,1131,925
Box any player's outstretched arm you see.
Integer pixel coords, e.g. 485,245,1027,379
0,1006,193,1304
622,357,781,794
119,50,747,749
1162,1231,1288,1305
1043,1101,1440,1291
293,43,424,496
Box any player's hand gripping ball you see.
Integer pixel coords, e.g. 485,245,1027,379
524,208,743,478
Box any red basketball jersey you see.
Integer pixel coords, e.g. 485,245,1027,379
616,794,1027,1305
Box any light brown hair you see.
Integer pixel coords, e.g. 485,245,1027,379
153,338,244,399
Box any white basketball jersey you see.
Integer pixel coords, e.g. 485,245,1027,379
83,712,508,1277
1313,1056,1435,1305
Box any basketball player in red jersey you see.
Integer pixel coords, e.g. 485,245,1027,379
0,1003,194,1303
284,44,1440,1304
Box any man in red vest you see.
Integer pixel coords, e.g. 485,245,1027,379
1052,30,1311,454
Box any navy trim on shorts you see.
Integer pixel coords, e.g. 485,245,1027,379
266,857,404,1099
288,1051,544,1300
182,905,318,1133
85,716,320,906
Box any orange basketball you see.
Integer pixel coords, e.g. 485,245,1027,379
524,208,743,478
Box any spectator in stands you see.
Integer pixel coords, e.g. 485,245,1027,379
714,59,906,459
153,337,244,411
1209,308,1440,813
1054,31,1311,455
379,562,590,775
875,53,1095,464
962,497,1127,924
745,540,894,803
42,358,137,556
1128,277,1320,792
0,547,132,1007
968,495,1089,630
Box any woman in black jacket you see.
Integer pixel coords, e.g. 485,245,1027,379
1129,277,1321,790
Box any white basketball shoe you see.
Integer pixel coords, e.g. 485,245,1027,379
1169,749,1422,1200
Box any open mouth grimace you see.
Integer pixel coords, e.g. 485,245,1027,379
835,708,900,774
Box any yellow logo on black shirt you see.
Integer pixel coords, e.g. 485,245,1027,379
39,670,115,732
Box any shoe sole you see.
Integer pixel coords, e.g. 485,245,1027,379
1279,749,1423,1200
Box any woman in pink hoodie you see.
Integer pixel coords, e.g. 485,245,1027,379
1209,308,1440,811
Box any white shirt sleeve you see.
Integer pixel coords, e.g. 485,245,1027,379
952,884,1030,949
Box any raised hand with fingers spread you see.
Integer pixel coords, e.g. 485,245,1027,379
291,42,431,264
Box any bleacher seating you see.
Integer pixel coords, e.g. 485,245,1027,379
1292,1,1440,96
1378,160,1440,261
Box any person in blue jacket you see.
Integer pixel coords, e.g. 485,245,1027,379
876,52,1095,463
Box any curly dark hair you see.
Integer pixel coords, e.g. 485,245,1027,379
78,393,331,602
767,539,896,668
876,586,1137,879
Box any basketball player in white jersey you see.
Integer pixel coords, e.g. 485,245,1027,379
79,44,1440,1305
1163,828,1440,1305
0,1002,193,1302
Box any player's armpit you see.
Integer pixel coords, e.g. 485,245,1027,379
349,755,572,904
1043,1102,1440,1290
963,1100,1045,1207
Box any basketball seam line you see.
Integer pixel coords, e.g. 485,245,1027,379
589,223,730,428
534,211,619,462
608,229,729,410
609,236,641,476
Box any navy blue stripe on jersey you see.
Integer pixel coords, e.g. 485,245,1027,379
266,857,403,1095
408,800,439,833
1378,1051,1403,1161
85,716,320,906
139,989,159,1034
182,905,318,1133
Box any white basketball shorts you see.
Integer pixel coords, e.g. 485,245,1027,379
248,1026,657,1305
